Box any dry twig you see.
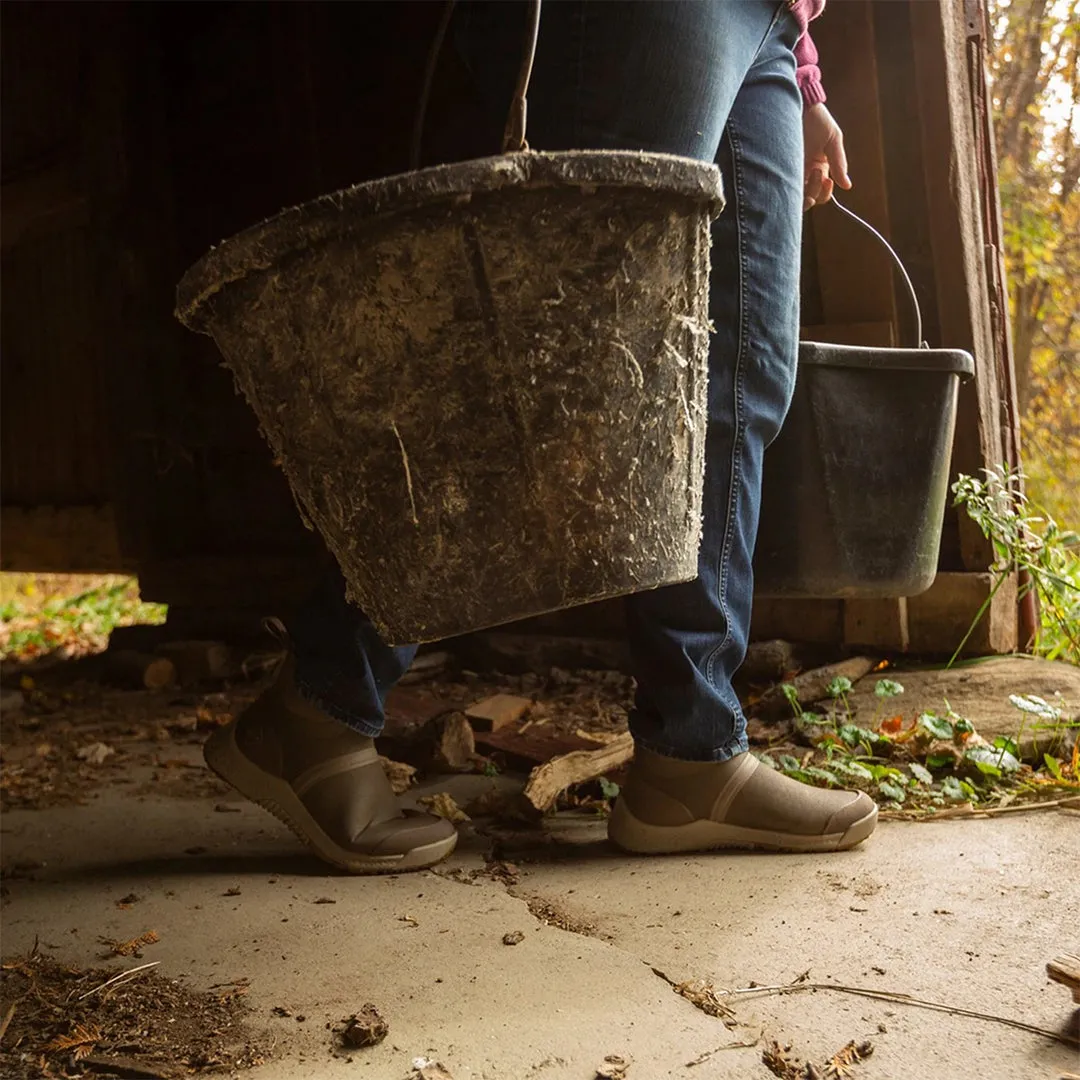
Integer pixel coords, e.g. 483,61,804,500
0,1002,15,1045
76,961,161,1001
725,982,1077,1049
880,795,1080,821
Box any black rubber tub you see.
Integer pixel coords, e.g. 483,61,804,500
754,341,975,598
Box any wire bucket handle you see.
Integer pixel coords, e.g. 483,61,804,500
502,0,543,153
495,2,925,350
830,199,926,349
412,1,924,350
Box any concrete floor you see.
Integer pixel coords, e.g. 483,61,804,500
2,754,1077,1079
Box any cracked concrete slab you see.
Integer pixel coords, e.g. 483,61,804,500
2,766,1077,1079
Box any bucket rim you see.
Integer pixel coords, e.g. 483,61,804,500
175,149,724,333
799,341,975,378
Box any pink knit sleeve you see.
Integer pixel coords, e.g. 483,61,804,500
795,30,827,107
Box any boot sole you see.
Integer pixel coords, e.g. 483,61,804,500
204,720,458,874
607,798,878,854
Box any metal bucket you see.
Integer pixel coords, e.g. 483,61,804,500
176,150,723,642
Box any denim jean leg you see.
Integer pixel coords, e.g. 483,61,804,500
626,15,804,762
288,1,798,742
289,568,416,738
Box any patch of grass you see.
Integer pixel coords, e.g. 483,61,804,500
766,677,1080,814
0,573,166,664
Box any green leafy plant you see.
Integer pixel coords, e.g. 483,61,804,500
770,673,1079,813
598,777,621,800
826,675,853,712
0,575,167,663
870,677,904,727
953,465,1080,664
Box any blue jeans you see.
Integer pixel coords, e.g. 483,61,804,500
290,1,803,762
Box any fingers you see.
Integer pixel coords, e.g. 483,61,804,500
827,132,852,191
804,162,829,211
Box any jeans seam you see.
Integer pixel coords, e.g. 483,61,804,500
633,733,750,764
704,121,748,691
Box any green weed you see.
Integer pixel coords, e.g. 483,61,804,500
768,676,1079,813
953,465,1080,665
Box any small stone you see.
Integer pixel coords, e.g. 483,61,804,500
502,930,526,946
340,1003,388,1048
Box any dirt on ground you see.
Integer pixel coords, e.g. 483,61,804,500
0,947,270,1079
0,682,247,813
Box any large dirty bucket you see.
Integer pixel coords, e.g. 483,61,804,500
753,202,975,599
177,151,724,642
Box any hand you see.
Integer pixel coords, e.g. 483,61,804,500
802,103,851,211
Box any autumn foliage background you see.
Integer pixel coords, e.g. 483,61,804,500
990,0,1079,530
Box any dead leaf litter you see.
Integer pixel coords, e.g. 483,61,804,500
0,950,269,1078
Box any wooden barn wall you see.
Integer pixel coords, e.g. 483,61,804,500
0,1,1015,651
1,6,125,568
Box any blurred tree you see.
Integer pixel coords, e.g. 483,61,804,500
988,0,1079,528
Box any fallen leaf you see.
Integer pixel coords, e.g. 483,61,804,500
502,930,525,946
313,897,337,905
879,715,904,735
595,1054,631,1079
823,1040,874,1079
45,1022,101,1059
380,756,418,795
223,887,242,897
115,892,140,909
76,742,114,766
98,930,160,957
762,1040,802,1080
399,914,420,927
416,792,470,823
674,979,737,1025
411,1059,455,1080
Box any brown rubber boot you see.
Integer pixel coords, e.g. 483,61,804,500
608,746,877,854
204,657,457,873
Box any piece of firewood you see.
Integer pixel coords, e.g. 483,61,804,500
473,724,599,770
754,656,877,718
465,694,533,732
523,732,634,813
432,712,477,772
1047,953,1080,1003
104,650,177,691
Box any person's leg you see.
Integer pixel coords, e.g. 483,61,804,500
207,1,875,869
612,10,877,852
289,567,416,737
279,0,785,737
624,5,804,764
202,571,455,870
